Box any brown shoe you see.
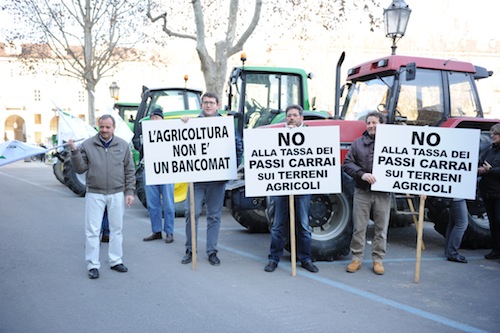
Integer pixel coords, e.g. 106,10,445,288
373,261,384,275
143,232,162,241
346,260,362,273
165,234,174,243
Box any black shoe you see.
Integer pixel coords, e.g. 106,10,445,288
110,263,128,273
484,251,500,260
165,234,174,243
302,261,319,273
264,261,278,272
181,250,192,264
101,234,109,243
447,255,467,263
208,253,220,266
88,268,99,279
143,232,162,241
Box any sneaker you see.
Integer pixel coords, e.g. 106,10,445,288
165,234,174,243
208,253,220,266
373,261,384,275
181,250,192,264
346,260,362,273
264,261,278,272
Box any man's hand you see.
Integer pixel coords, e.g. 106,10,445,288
125,194,135,207
68,139,77,152
181,116,190,123
361,173,377,184
478,161,492,175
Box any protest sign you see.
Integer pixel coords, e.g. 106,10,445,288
244,126,341,197
142,117,237,185
371,124,480,199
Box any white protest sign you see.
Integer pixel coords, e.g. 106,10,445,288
142,116,237,185
371,124,480,199
244,126,341,197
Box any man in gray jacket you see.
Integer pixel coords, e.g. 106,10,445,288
68,114,135,279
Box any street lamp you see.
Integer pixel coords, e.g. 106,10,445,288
384,0,412,55
109,81,120,101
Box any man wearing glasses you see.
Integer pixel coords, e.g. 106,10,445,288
180,93,243,266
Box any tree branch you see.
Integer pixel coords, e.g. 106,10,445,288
146,0,196,41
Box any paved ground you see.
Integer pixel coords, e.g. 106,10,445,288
0,161,499,333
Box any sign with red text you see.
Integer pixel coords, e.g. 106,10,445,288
142,117,237,185
244,126,341,196
371,124,480,199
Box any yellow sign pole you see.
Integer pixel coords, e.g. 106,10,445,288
414,195,427,283
289,195,297,277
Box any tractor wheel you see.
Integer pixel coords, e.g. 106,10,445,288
265,172,354,261
427,197,491,249
53,158,66,185
52,151,67,185
62,154,86,197
232,208,269,233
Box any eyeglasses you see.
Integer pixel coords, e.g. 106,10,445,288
202,101,217,105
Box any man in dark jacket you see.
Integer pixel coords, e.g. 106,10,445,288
478,123,500,260
343,111,391,275
180,93,243,266
68,114,135,279
264,104,319,274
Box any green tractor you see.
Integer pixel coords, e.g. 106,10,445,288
132,86,203,216
223,55,332,232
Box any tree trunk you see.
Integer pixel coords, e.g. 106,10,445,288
87,84,96,126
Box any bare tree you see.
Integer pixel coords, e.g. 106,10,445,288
147,0,263,99
3,0,149,125
146,0,381,101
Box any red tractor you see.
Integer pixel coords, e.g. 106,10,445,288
259,52,498,261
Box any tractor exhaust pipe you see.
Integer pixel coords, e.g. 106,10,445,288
334,51,345,119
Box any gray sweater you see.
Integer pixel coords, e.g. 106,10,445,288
70,135,135,196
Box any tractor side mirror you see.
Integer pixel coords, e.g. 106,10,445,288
406,62,416,81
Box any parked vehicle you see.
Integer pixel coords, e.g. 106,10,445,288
223,56,331,232
132,86,203,216
227,52,499,261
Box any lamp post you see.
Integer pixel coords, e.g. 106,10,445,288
384,0,412,55
109,81,120,101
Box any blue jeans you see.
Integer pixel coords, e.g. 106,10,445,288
269,194,312,264
185,181,226,256
145,184,175,234
445,199,468,258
